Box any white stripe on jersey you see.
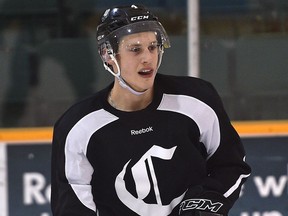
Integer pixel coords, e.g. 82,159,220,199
224,156,251,197
65,109,119,211
157,94,220,159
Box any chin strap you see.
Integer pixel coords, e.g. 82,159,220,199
103,54,147,96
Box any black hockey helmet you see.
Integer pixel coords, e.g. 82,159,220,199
96,4,170,55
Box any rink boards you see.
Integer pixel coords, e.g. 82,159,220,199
0,121,287,216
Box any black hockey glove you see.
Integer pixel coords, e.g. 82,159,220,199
179,186,231,216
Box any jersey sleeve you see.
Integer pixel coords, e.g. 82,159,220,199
179,81,251,216
51,123,97,216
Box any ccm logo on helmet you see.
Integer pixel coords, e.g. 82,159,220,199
131,15,149,21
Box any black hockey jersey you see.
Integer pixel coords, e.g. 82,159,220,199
51,74,251,216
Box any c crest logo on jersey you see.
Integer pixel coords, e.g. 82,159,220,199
114,145,185,216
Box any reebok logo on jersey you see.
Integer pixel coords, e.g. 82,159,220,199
131,126,153,135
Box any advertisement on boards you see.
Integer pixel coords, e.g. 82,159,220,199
231,136,288,216
6,144,51,216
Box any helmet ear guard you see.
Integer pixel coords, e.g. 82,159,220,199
99,42,115,66
102,50,111,63
99,42,121,77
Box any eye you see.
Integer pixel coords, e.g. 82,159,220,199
128,46,142,53
148,44,159,52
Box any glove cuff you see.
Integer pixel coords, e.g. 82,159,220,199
196,212,223,216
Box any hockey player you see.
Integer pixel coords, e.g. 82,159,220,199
51,4,251,216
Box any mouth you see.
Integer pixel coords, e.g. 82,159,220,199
138,69,154,77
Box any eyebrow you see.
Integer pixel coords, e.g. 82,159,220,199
127,40,158,46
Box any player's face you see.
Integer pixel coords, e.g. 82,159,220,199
116,32,160,92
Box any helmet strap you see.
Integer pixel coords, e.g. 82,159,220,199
103,53,147,96
157,46,164,70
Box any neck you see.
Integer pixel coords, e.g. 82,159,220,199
108,85,153,112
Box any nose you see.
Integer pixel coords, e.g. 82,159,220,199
141,47,154,64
